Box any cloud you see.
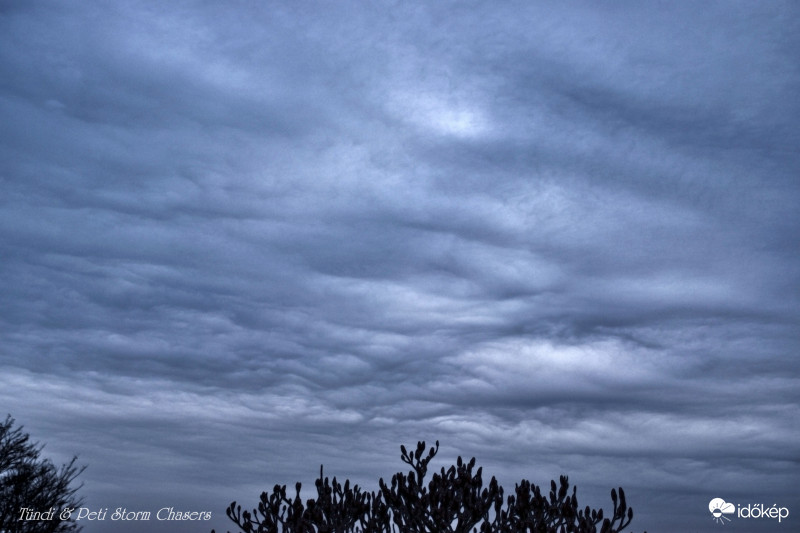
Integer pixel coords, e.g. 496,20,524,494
1,2,798,532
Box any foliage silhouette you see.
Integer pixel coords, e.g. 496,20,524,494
0,415,85,533
213,440,644,533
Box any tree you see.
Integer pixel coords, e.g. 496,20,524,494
0,415,85,533
214,440,644,533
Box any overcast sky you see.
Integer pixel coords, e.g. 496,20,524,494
1,2,798,532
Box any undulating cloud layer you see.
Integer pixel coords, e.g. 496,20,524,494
1,2,798,532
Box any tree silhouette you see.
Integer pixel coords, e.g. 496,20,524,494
214,440,644,533
0,416,85,533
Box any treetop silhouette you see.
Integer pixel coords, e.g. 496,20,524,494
0,415,85,533
214,440,644,533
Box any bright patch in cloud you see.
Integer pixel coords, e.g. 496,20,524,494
391,90,489,138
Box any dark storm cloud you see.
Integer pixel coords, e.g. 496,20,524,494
1,1,798,532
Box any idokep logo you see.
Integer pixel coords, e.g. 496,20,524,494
709,498,735,524
709,497,790,525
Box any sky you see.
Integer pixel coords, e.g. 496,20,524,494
0,1,798,532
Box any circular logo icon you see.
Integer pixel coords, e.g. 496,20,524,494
709,498,735,524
